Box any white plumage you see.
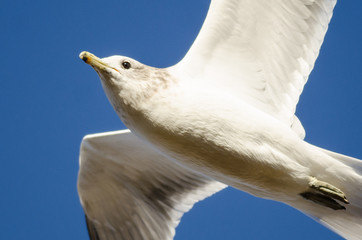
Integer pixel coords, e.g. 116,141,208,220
79,130,226,239
78,0,362,239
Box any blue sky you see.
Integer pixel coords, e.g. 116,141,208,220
1,0,361,239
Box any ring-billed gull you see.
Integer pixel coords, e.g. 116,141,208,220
78,1,362,239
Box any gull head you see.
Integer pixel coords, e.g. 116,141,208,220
79,51,173,114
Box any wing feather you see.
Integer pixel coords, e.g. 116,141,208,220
177,0,337,138
78,130,226,240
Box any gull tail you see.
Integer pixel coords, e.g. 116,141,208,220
291,148,362,239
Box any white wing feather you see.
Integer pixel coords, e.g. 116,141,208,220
77,130,226,240
177,0,337,139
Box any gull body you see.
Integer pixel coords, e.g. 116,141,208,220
78,1,362,239
102,61,351,201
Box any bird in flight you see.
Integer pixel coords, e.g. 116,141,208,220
78,0,362,239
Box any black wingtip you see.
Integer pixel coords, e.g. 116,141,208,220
85,215,101,240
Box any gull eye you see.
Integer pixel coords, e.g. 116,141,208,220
122,61,131,69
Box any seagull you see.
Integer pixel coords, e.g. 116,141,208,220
78,0,362,239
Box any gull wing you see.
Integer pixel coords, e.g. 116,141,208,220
77,129,226,240
177,0,337,139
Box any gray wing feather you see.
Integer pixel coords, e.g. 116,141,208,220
78,130,226,240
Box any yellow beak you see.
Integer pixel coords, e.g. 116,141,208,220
79,51,112,71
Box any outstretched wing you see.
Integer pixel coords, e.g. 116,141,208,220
177,0,337,138
77,129,226,240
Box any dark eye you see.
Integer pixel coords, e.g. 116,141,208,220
122,61,131,69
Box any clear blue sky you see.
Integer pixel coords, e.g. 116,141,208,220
1,1,361,239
